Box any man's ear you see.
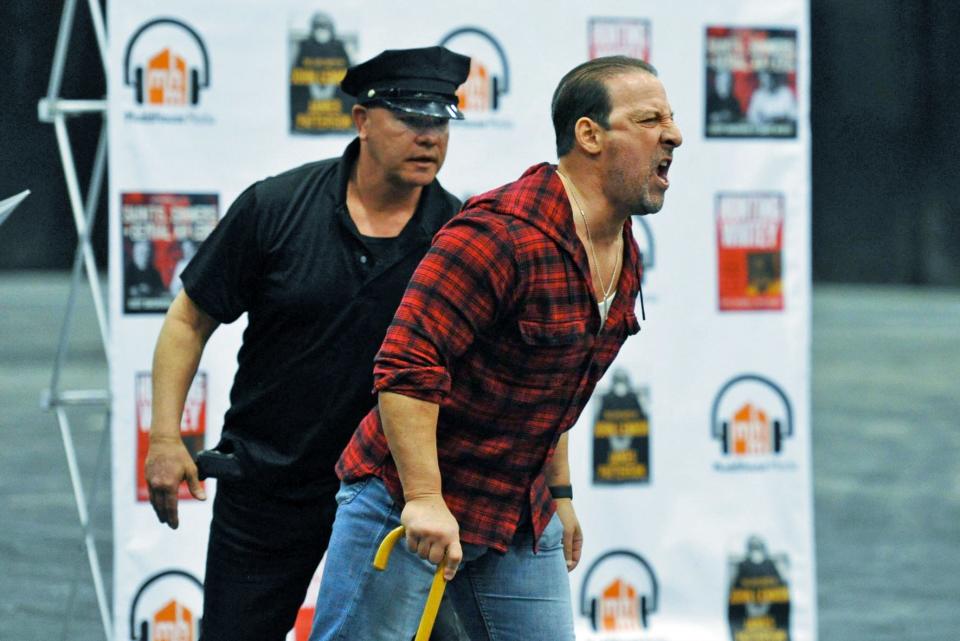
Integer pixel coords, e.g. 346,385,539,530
573,116,604,156
352,104,369,139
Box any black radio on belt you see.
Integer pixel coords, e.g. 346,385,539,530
195,448,244,481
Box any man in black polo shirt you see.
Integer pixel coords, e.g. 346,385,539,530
143,47,470,641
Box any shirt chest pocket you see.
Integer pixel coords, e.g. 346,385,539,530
515,317,593,381
518,318,590,345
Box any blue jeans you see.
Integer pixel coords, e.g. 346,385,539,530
308,477,575,641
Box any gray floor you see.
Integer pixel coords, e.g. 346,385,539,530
1,272,958,641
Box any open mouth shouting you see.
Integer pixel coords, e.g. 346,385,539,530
655,157,672,188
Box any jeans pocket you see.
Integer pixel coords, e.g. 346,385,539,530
334,478,371,506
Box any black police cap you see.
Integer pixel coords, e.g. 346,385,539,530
341,46,471,120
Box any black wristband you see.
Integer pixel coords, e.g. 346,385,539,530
549,484,573,500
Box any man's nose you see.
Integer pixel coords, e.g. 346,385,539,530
414,128,444,146
662,121,683,148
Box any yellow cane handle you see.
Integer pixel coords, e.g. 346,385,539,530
373,525,406,570
372,525,449,641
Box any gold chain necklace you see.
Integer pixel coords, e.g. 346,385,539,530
557,170,623,330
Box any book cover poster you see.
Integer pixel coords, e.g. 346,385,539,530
705,27,798,138
288,12,357,134
121,192,218,313
592,369,651,485
587,17,651,61
727,536,792,641
135,371,208,502
716,193,784,311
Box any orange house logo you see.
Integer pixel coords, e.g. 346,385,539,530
146,48,187,105
598,578,642,631
439,27,510,113
712,375,793,456
729,402,774,454
152,599,195,641
458,58,495,111
129,570,203,641
123,18,211,106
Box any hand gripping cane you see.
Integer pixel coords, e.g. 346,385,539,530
373,526,447,641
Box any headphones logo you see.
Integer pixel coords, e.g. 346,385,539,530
123,18,211,106
711,374,793,456
128,569,203,641
580,550,659,631
439,27,509,112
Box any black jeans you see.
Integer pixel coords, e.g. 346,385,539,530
199,481,472,641
199,481,338,641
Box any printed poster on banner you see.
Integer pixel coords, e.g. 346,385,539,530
715,192,784,312
587,17,651,61
579,550,660,635
121,192,218,313
592,368,651,485
135,371,208,502
120,17,214,125
288,12,358,135
705,27,798,138
128,569,204,641
727,536,792,641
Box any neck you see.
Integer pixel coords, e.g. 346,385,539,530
556,159,624,243
348,152,425,238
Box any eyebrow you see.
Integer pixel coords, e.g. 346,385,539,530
634,109,675,119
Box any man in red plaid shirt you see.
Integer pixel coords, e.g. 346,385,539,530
309,56,682,641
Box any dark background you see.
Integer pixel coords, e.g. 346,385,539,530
2,1,959,284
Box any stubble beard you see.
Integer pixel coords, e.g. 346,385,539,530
609,162,664,216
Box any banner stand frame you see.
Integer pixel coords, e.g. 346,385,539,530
37,1,113,640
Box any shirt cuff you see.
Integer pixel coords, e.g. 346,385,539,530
374,365,451,405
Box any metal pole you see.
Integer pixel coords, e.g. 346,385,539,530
55,408,113,641
49,122,108,396
49,241,84,396
59,408,112,641
86,0,110,78
86,118,109,224
45,0,80,104
52,114,109,349
40,99,108,118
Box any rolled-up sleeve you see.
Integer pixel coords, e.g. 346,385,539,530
374,211,518,403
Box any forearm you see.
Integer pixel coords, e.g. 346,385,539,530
378,391,442,500
545,432,572,486
150,291,217,442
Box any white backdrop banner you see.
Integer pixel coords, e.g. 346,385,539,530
108,2,813,640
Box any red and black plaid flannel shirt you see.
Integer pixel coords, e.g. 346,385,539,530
336,163,643,552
